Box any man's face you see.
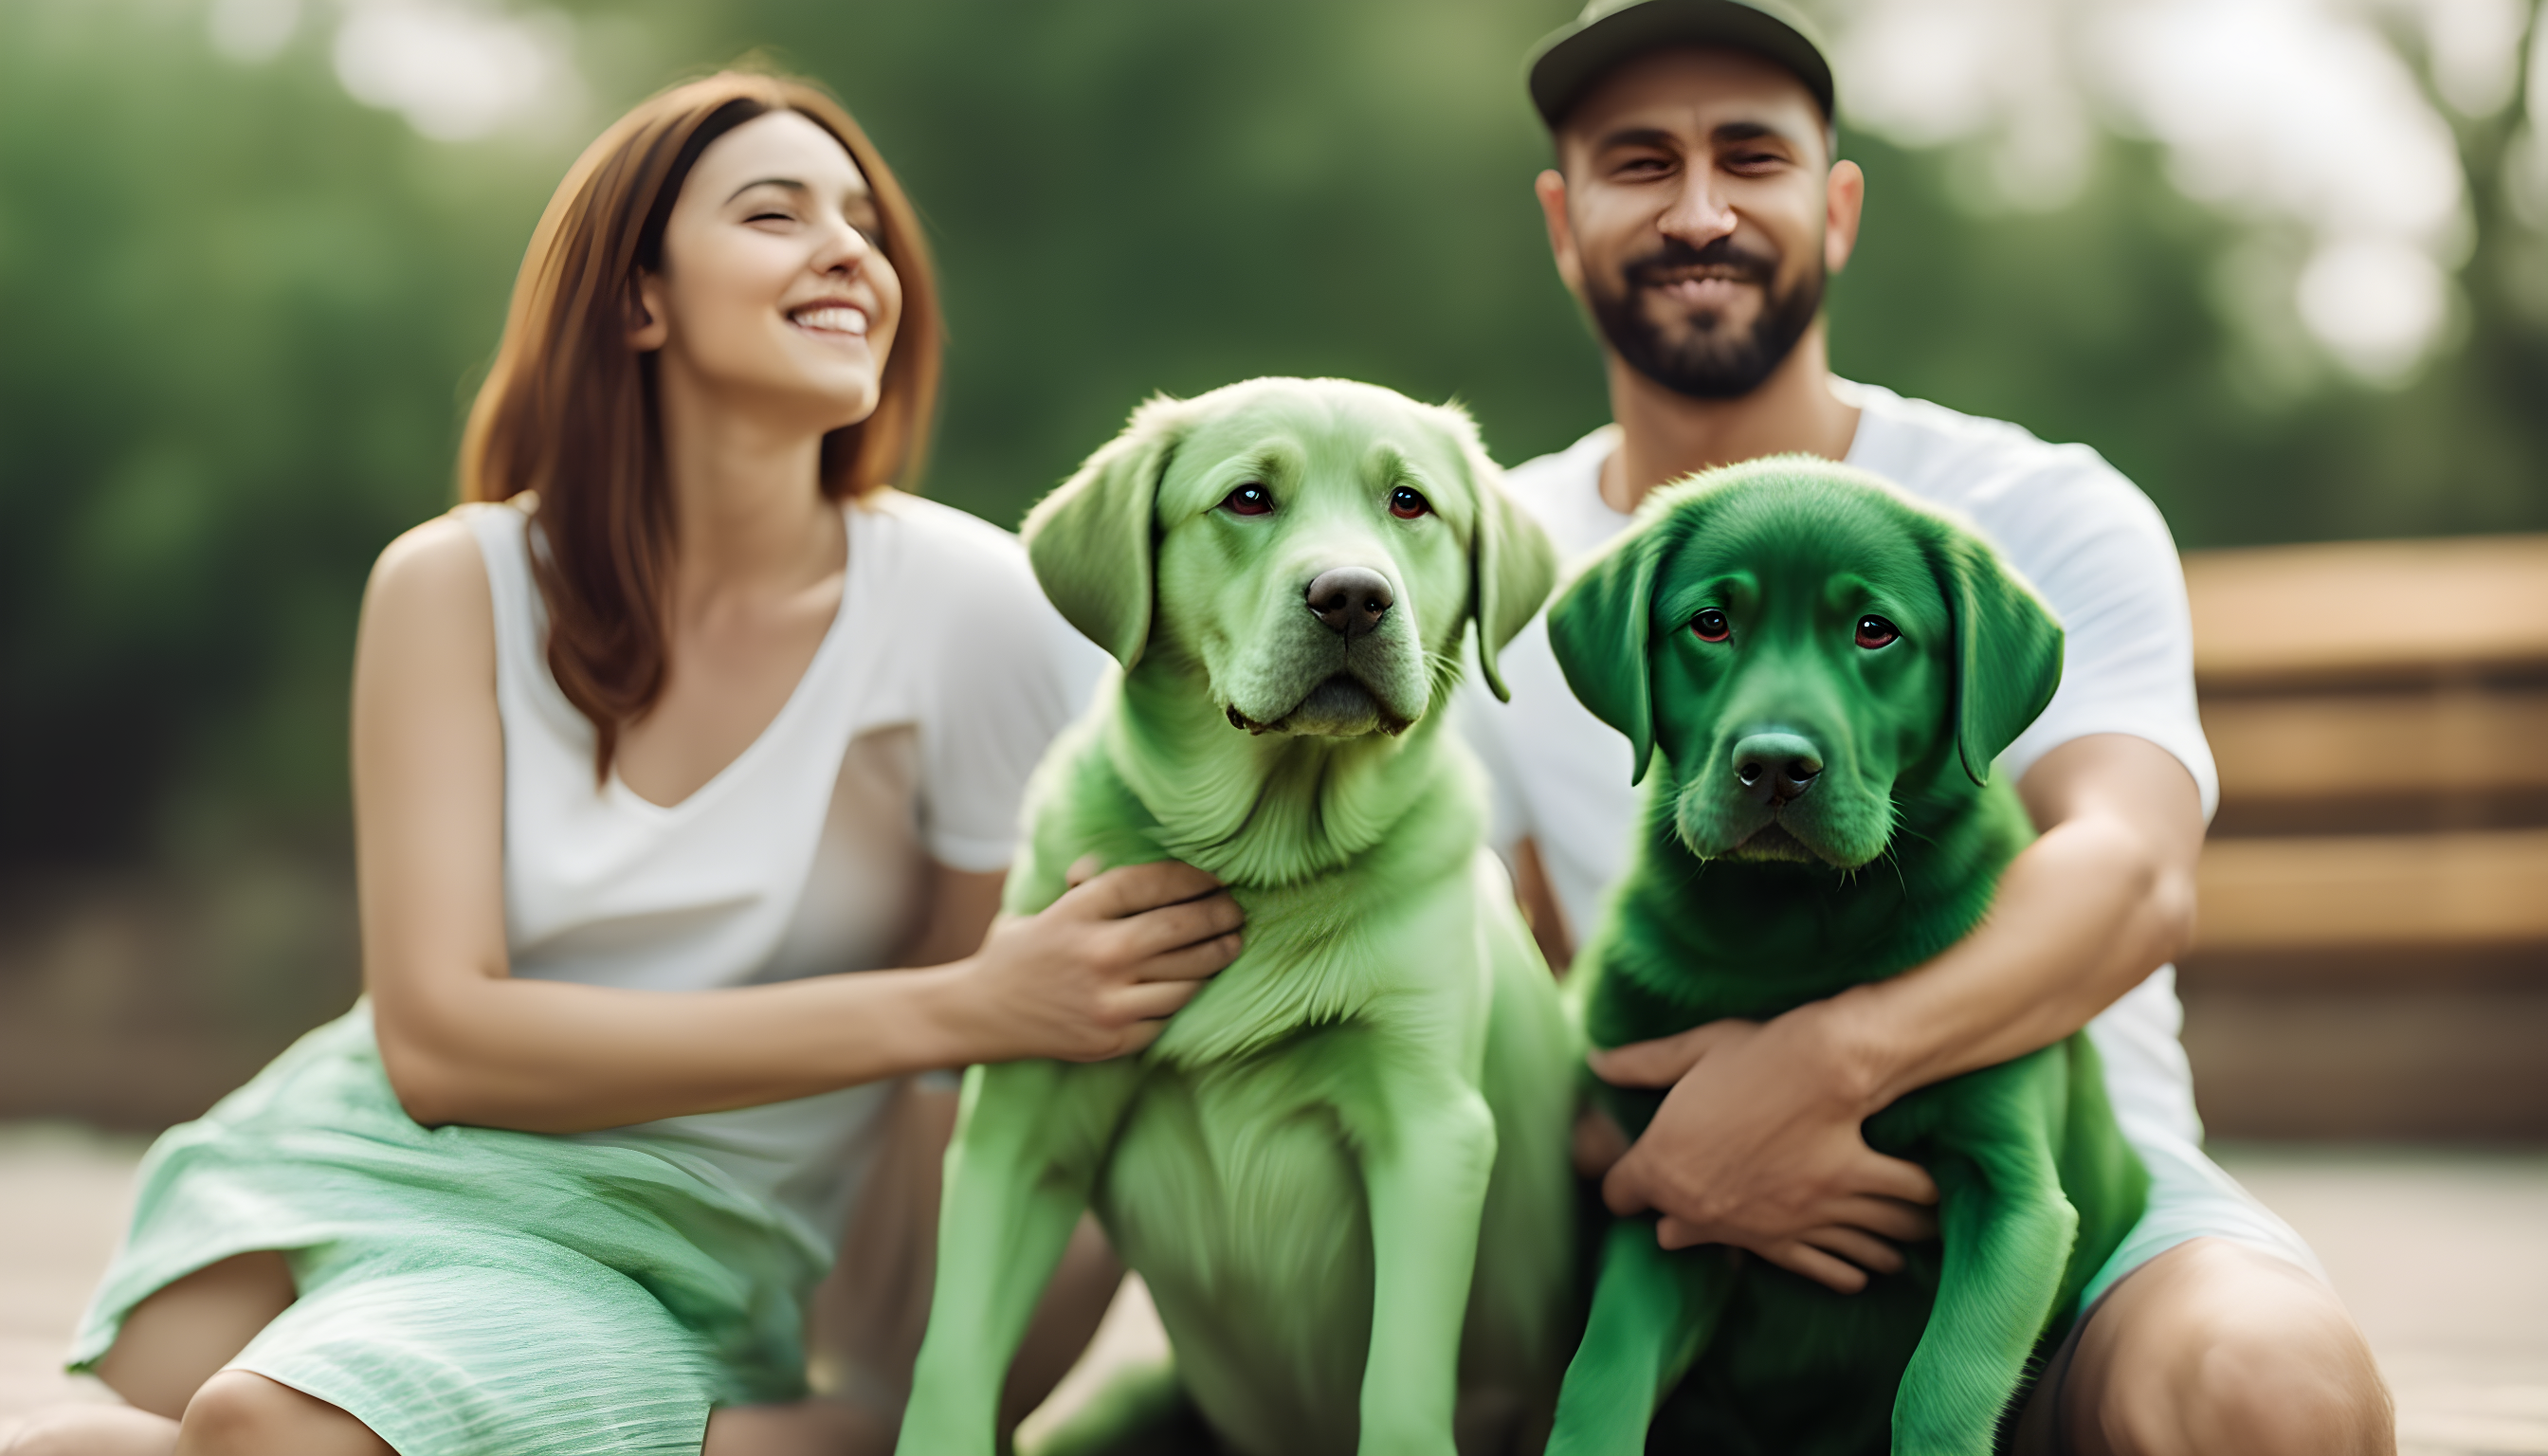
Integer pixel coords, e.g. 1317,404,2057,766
1539,47,1860,399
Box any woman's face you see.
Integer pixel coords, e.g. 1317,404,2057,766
635,109,902,434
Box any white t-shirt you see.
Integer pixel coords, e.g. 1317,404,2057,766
1458,380,2211,1153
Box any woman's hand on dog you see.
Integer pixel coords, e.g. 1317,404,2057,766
1587,1013,1940,1294
947,858,1243,1064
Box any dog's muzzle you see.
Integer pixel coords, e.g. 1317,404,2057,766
1681,731,1845,864
1220,565,1419,737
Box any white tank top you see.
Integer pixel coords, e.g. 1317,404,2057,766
460,491,1104,1251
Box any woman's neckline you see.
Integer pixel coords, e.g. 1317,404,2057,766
605,500,864,815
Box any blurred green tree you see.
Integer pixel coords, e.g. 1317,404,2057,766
627,0,1618,527
0,0,2540,874
0,0,562,864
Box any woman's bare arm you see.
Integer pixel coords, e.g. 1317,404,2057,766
354,518,1239,1134
901,863,1009,972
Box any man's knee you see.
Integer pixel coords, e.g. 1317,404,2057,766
2081,1240,2393,1456
177,1372,390,1456
2175,1286,2391,1454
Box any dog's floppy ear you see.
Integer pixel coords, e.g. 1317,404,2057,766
1023,395,1189,669
1453,436,1557,702
1933,532,2066,785
1547,526,1666,785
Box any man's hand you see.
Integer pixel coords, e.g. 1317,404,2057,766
1591,1010,1939,1294
1581,740,2203,1296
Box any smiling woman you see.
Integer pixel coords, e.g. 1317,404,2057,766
462,76,939,781
8,69,1247,1456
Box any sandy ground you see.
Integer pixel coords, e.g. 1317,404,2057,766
3,1123,2540,1452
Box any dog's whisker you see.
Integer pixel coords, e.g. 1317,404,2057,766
1421,648,1466,701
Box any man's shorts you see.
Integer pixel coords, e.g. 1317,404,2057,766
2006,972,2332,1454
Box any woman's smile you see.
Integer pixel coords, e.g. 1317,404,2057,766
787,301,869,337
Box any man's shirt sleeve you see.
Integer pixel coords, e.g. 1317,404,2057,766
1977,445,2220,821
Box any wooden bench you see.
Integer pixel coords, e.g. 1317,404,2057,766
2176,535,2548,1140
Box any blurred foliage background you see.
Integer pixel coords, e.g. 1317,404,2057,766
3,0,2544,1124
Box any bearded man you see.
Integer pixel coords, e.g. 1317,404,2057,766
1458,2,2396,1451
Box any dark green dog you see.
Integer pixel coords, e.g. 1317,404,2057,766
1541,458,2148,1456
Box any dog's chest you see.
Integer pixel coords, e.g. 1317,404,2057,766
1144,860,1479,1067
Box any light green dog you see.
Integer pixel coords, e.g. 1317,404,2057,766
894,379,1575,1456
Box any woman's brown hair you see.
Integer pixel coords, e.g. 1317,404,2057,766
459,70,940,778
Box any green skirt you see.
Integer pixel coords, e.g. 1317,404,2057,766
69,1004,828,1455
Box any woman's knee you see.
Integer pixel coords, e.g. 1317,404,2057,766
1,1403,180,1456
95,1252,296,1419
2080,1239,2393,1456
175,1372,392,1456
702,1398,889,1456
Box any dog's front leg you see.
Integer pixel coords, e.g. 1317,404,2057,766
1544,1222,1738,1456
896,1056,1145,1456
1892,1056,2078,1456
1340,1050,1500,1456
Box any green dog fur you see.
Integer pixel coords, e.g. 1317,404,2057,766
1540,460,2149,1456
895,379,1578,1456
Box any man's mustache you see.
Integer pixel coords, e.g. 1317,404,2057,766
1621,236,1779,292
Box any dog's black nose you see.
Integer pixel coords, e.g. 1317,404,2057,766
1305,567,1393,640
1732,733,1823,806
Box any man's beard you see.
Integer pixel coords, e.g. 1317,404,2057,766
1586,235,1824,400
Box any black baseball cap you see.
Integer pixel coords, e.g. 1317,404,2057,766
1527,0,1836,130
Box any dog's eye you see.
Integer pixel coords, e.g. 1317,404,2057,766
1222,484,1274,517
1855,614,1900,649
1389,486,1431,519
1690,610,1731,643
